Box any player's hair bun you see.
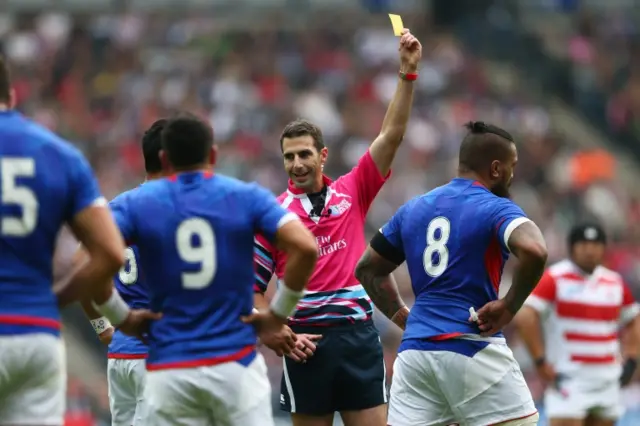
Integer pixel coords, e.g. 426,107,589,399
464,121,487,133
471,121,487,133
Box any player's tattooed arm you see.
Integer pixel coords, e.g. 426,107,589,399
356,247,408,329
368,30,422,176
505,221,548,314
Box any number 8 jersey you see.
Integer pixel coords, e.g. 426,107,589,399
108,188,149,359
110,171,295,370
375,178,528,342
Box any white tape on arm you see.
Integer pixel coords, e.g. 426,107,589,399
90,317,112,334
503,217,532,252
270,283,304,319
92,291,130,326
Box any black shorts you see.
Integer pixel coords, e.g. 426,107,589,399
279,321,387,415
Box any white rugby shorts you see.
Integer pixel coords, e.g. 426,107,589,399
108,358,148,426
145,352,274,426
388,343,537,426
0,333,66,425
545,374,623,420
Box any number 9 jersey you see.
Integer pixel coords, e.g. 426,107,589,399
110,171,296,370
376,177,529,342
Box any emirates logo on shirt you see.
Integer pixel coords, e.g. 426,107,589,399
316,235,348,257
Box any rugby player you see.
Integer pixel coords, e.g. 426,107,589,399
253,28,422,426
0,56,142,424
106,112,317,425
516,223,640,426
355,121,546,426
78,119,168,426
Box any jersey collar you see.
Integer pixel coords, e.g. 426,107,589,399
452,177,488,188
287,174,333,196
167,170,214,182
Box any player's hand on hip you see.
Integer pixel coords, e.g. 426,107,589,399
473,299,514,337
98,326,114,346
118,309,162,344
241,310,297,357
398,29,422,71
391,306,410,330
287,333,322,363
536,361,557,385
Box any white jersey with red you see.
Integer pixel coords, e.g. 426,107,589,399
253,151,389,327
525,259,640,380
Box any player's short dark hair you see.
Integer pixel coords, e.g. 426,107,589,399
141,119,166,174
0,56,11,104
458,121,515,174
161,112,214,169
279,119,325,152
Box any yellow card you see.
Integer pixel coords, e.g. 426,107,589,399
388,14,404,36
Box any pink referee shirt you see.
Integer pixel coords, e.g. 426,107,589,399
254,150,390,327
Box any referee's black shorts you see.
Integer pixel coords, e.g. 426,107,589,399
279,320,387,415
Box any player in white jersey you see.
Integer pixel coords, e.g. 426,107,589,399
516,223,640,426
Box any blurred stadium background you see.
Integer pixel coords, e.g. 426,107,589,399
3,0,640,424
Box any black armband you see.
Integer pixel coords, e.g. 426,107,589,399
370,231,405,265
620,358,637,386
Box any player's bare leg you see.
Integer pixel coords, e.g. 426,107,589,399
549,418,584,426
584,415,615,426
291,413,334,426
339,404,387,426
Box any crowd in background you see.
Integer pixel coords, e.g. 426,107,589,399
2,4,640,424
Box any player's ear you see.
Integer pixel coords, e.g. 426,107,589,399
159,150,172,173
490,159,501,179
320,147,328,168
209,145,218,167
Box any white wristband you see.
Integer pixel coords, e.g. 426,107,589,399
270,283,304,319
92,291,130,326
90,317,112,335
252,307,259,314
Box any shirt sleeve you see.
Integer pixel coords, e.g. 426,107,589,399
109,196,136,245
249,183,298,242
523,271,556,315
370,201,409,265
620,281,640,325
65,147,106,222
492,199,530,253
339,150,391,216
254,235,276,294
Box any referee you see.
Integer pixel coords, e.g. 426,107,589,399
252,29,422,426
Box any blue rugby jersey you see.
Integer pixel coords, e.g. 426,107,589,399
111,171,295,370
0,110,103,336
376,178,529,356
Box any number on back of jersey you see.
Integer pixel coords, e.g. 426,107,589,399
176,218,217,289
118,247,138,285
423,216,450,277
1,158,38,237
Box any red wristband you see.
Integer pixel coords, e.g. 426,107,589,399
399,71,418,81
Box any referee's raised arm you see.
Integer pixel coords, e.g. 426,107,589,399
253,29,423,426
368,29,422,177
